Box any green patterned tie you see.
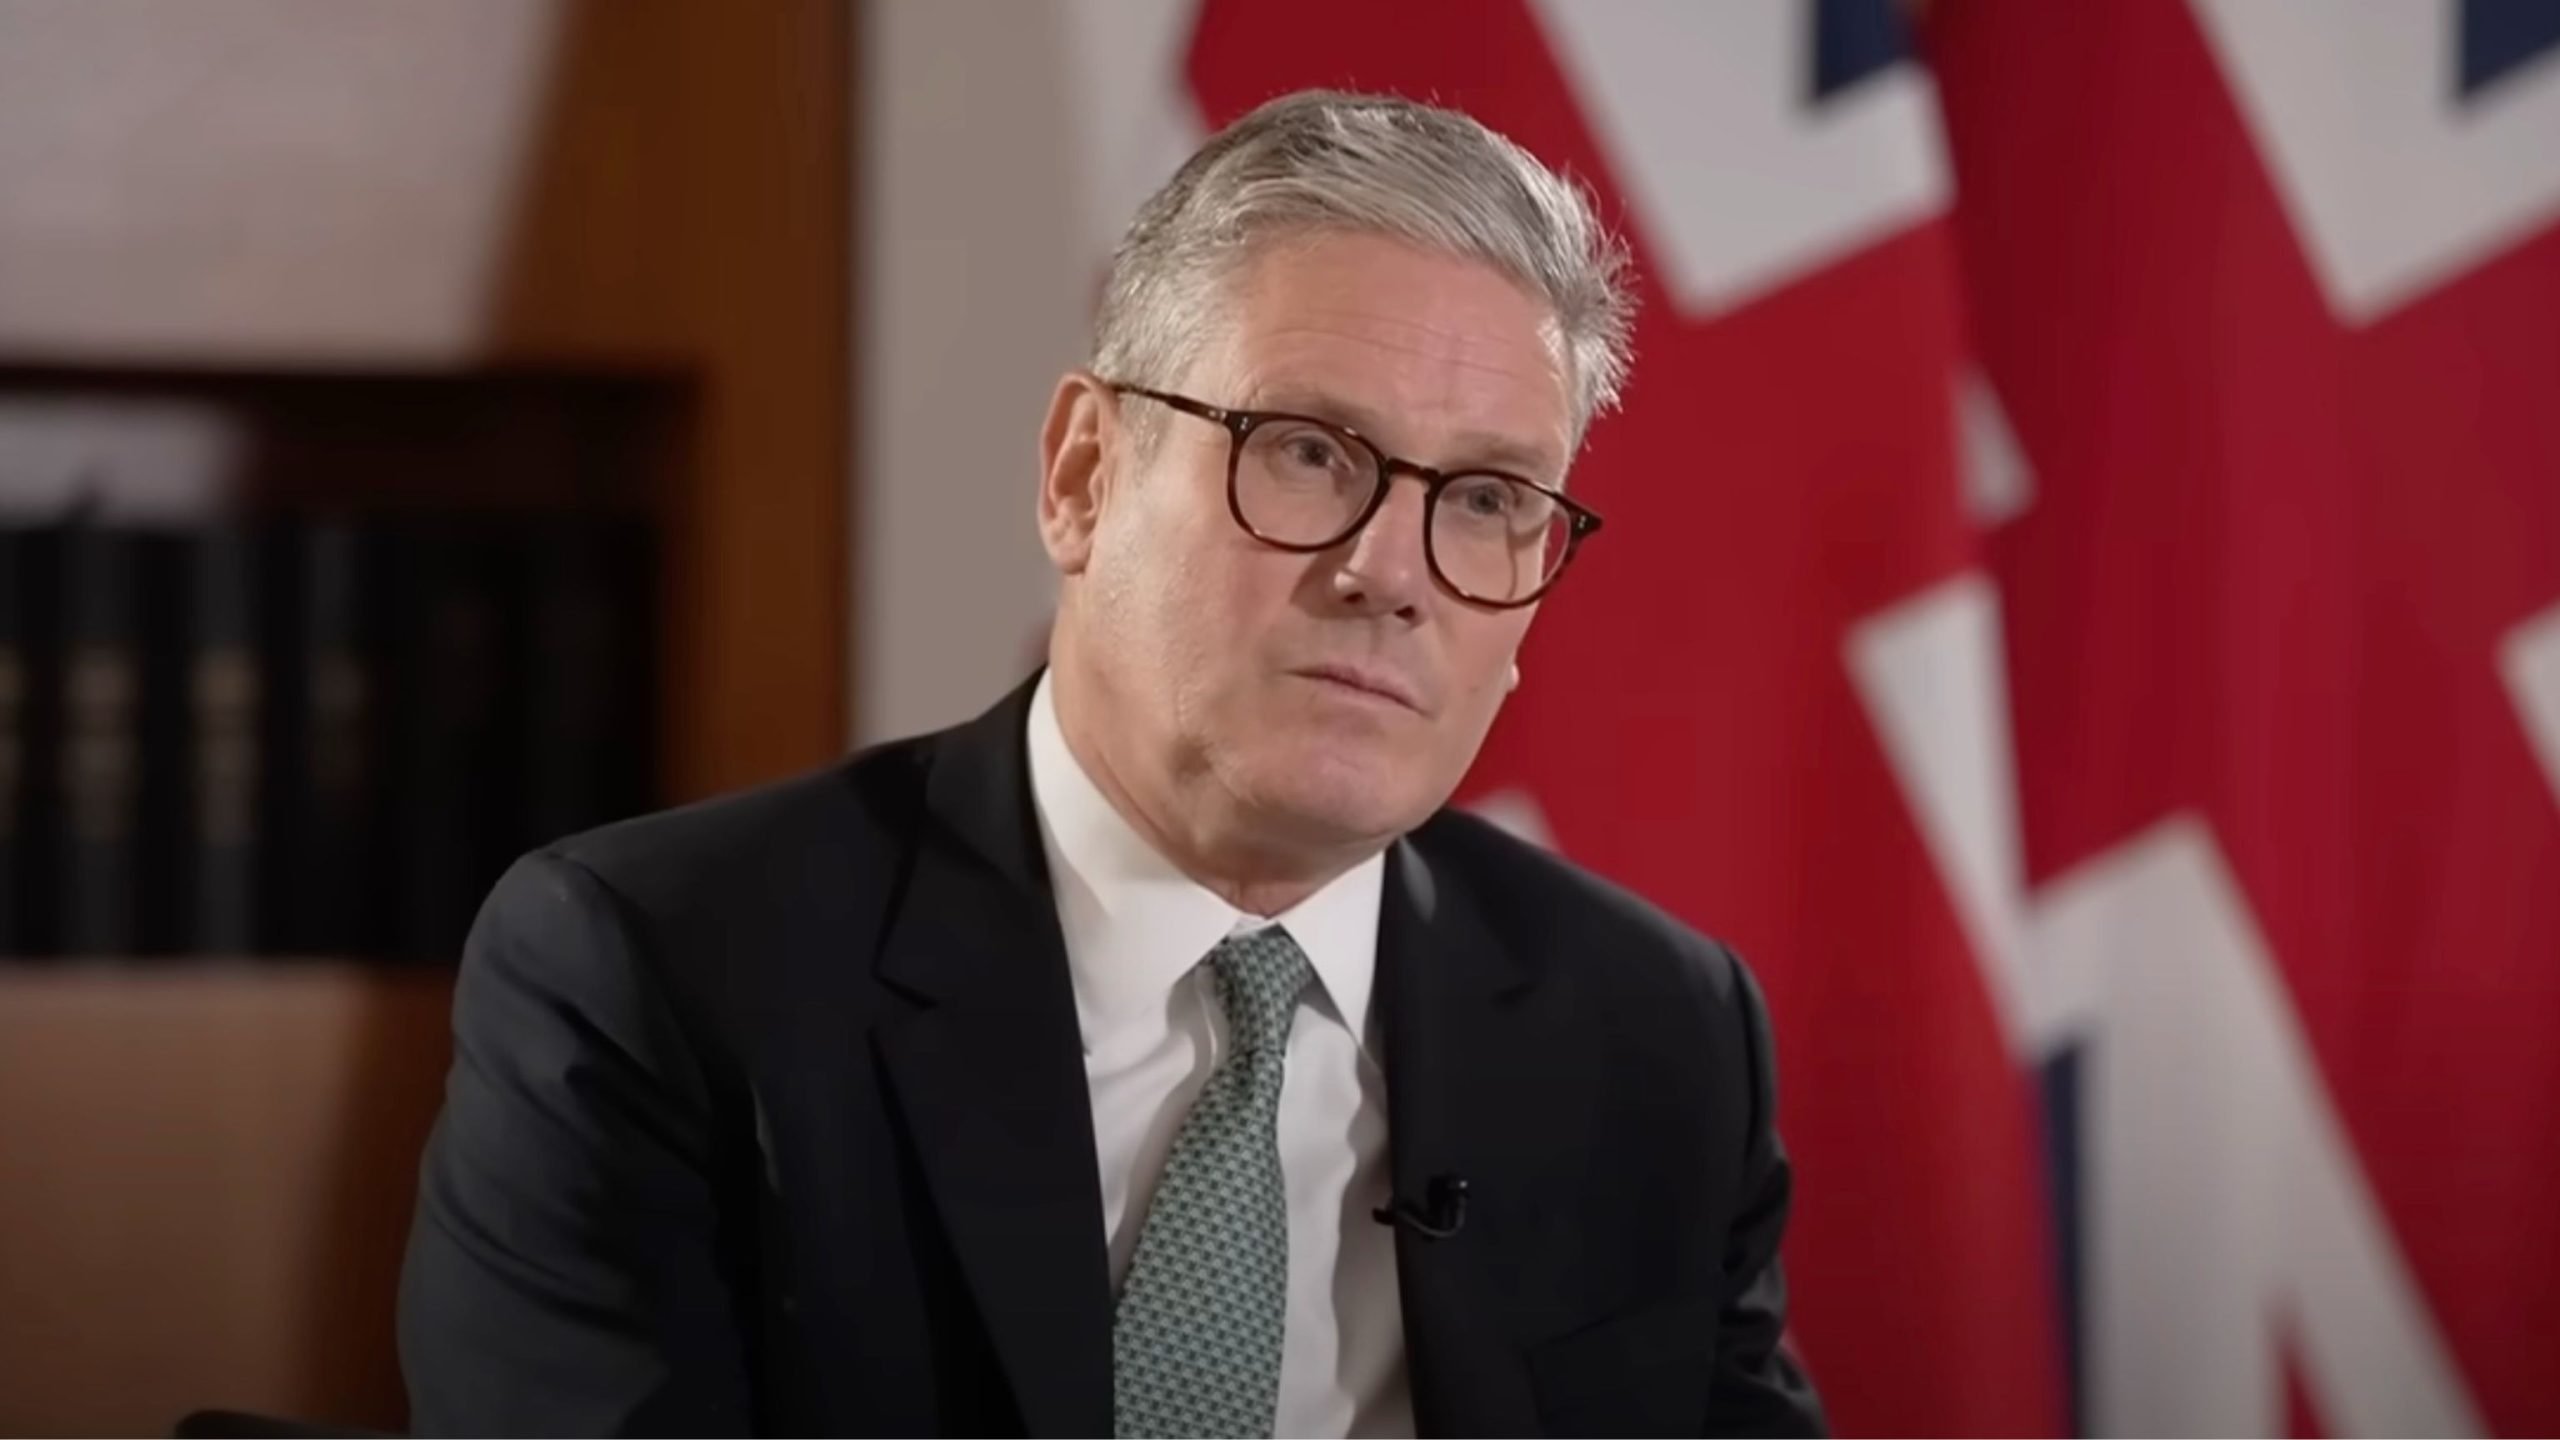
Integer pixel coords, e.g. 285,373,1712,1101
1112,925,1315,1439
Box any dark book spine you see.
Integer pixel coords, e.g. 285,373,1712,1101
389,522,520,964
183,526,264,953
0,530,27,954
7,529,63,956
55,525,143,955
520,517,656,846
279,521,385,957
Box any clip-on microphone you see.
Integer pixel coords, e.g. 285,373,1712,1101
1373,1174,1469,1240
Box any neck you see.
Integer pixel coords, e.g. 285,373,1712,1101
1214,871,1334,921
1048,664,1372,918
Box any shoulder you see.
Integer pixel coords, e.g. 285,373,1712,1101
527,728,945,941
457,731,960,1064
1406,806,1769,1031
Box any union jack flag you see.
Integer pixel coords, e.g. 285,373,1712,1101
975,0,2560,1430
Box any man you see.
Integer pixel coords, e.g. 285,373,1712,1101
400,89,1824,1438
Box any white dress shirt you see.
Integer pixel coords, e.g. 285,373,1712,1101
1025,673,1414,1439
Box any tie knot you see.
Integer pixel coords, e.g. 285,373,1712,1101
1207,926,1314,1059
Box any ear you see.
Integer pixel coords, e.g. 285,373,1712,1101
1038,371,1120,576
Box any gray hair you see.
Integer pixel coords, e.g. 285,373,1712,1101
1092,89,1636,447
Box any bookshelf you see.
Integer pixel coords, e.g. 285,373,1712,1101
0,0,853,1429
0,364,685,964
0,363,692,1433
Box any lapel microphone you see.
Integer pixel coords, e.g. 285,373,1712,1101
1373,1173,1469,1240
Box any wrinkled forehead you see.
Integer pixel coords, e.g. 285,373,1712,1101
1188,233,1578,470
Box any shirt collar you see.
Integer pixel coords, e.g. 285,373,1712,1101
1025,670,1383,1055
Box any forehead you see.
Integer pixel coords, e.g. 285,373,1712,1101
1195,231,1574,466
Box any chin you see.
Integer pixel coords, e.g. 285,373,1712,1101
1230,736,1438,846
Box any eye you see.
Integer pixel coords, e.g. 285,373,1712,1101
1449,476,1518,518
1267,424,1358,474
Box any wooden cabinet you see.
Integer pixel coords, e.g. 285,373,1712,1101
0,0,851,1430
0,965,455,1435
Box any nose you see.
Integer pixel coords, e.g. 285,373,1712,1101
1330,475,1430,620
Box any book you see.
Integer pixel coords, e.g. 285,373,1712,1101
520,516,655,848
384,521,519,964
54,523,146,956
0,529,36,953
180,525,265,953
275,519,387,958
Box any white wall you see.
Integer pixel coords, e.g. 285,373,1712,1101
853,0,1201,743
0,0,562,362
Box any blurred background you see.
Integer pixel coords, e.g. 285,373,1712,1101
2,0,2555,1435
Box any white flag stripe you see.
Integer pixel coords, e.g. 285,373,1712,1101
2500,602,2560,808
1528,0,1948,316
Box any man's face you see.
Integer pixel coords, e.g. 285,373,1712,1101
1069,231,1575,858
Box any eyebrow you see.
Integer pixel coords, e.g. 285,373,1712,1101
1245,385,1566,481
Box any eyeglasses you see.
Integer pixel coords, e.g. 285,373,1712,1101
1107,383,1604,609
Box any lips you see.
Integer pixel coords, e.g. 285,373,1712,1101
1292,662,1426,713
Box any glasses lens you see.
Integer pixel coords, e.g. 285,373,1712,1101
1233,420,1378,545
1430,474,1571,604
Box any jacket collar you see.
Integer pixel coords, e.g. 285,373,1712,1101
874,675,1555,1436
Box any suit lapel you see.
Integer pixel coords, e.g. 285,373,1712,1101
1378,832,1550,1437
865,683,1566,1436
871,677,1115,1437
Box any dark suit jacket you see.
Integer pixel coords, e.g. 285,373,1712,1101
398,678,1826,1437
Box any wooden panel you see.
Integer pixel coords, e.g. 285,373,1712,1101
0,966,454,1436
0,6,850,1434
0,0,852,799
491,0,853,800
